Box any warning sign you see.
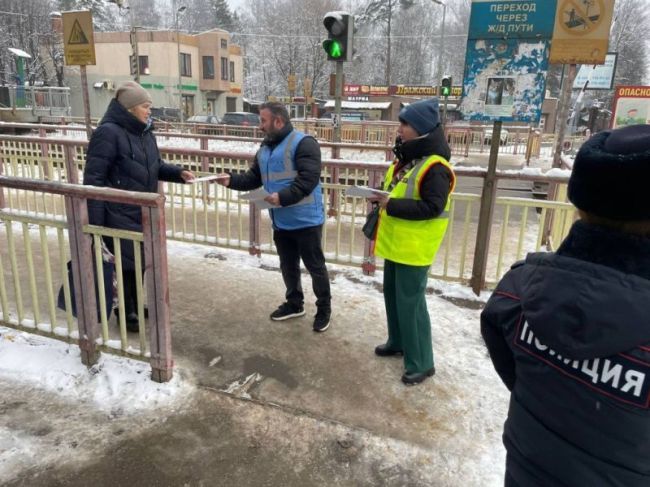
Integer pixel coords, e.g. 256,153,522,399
68,20,90,44
549,0,614,64
62,11,96,66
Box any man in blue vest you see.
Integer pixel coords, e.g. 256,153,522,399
217,102,331,332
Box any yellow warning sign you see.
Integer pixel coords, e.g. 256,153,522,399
62,11,96,66
549,0,614,65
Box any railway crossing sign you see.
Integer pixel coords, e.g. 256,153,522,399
62,11,96,66
549,0,615,64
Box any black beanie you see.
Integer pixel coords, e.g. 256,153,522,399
398,98,440,135
568,124,650,221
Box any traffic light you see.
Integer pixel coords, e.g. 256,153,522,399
130,55,138,76
441,76,452,97
322,11,353,62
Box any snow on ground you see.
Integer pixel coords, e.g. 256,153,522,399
0,239,509,484
15,131,546,483
0,327,192,416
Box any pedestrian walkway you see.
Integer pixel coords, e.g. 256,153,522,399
1,240,508,487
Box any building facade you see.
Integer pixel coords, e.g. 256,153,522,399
65,29,244,120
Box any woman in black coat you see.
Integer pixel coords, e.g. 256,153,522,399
83,81,194,331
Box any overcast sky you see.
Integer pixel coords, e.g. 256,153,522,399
227,0,245,12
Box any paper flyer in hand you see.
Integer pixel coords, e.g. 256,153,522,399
187,174,229,184
345,185,390,198
239,187,276,210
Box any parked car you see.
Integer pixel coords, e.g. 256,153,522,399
186,114,221,134
221,112,260,126
150,107,181,123
483,128,509,145
186,114,220,124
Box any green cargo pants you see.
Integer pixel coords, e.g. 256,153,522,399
382,259,434,374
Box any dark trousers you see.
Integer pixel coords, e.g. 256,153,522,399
504,471,521,487
383,260,433,374
104,237,143,316
122,269,139,315
273,225,331,311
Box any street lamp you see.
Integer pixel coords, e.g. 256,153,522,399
432,0,446,88
176,5,187,123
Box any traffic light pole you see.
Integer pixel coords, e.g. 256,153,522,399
442,95,448,126
334,60,343,144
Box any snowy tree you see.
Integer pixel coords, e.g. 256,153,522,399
125,0,163,31
609,0,648,86
347,0,468,87
356,0,416,85
174,0,239,33
212,0,239,32
0,0,59,86
57,0,119,31
237,0,342,100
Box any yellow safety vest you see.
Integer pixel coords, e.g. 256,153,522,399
375,155,456,266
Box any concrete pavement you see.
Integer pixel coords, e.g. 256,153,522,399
1,226,507,487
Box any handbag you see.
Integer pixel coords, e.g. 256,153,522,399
362,205,380,240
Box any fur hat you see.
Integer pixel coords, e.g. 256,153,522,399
568,124,650,221
398,98,440,135
115,81,152,109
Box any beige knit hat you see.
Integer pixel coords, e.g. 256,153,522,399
115,81,152,109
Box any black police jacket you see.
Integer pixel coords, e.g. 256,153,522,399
481,220,650,487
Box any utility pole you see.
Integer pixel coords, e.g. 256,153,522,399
175,4,186,123
552,64,577,168
432,0,446,86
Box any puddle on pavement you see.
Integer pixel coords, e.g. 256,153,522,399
242,355,298,389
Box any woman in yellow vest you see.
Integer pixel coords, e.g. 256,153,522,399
369,98,456,385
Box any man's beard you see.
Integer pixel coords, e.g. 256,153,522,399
263,126,280,141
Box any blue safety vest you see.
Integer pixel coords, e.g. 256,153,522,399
259,130,324,230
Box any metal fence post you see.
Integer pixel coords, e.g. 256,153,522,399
361,168,383,276
248,204,261,256
142,202,174,382
64,144,79,184
328,166,340,218
65,195,100,366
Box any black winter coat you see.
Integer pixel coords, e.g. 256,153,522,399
83,99,185,269
386,125,452,220
481,220,650,487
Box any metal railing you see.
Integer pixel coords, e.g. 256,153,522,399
0,133,578,382
0,120,584,167
0,133,575,284
0,175,174,382
0,86,71,116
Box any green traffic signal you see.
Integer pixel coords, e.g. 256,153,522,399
323,39,344,59
323,12,353,62
440,76,452,97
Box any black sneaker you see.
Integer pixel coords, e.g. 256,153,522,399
313,308,331,332
270,302,305,321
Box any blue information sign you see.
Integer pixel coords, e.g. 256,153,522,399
468,0,557,40
460,38,550,123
